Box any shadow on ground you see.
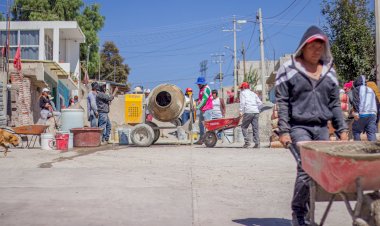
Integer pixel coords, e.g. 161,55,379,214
232,218,291,226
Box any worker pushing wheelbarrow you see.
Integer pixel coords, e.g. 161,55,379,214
202,116,242,147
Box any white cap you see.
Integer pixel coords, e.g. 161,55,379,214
42,88,50,93
134,86,142,93
144,88,151,93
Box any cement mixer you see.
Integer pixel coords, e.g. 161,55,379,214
125,84,191,147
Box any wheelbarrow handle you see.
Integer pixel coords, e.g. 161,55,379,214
286,142,302,168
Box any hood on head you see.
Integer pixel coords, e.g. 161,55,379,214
294,26,332,64
354,75,366,87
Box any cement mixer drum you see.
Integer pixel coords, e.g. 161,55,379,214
147,84,185,122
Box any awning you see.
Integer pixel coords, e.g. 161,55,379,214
16,59,70,79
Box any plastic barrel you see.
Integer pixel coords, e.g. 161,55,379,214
61,109,84,131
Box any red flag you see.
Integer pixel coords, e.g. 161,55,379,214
82,67,89,85
13,45,21,71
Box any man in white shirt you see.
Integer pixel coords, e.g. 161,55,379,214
239,82,262,148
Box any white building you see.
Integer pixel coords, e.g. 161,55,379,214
0,21,85,126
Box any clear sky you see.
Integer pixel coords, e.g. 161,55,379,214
84,0,340,92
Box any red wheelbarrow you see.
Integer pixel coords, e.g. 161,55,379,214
295,141,380,226
203,116,241,147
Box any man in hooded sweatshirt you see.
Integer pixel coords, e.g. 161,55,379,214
275,26,348,226
351,75,378,141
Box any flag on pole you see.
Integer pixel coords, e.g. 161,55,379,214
13,45,21,71
82,67,89,85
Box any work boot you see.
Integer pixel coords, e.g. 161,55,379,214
253,143,260,148
291,213,308,226
242,143,250,148
194,140,203,145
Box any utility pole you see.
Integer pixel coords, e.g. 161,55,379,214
211,53,225,100
376,0,380,86
257,8,267,102
223,16,240,99
98,48,101,81
241,42,246,82
113,61,116,82
233,16,238,99
199,60,208,77
86,45,90,75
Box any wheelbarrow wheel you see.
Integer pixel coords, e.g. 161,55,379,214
130,124,154,147
204,131,217,148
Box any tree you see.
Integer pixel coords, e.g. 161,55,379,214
11,0,105,77
76,4,104,77
322,0,376,82
244,66,260,90
12,0,83,21
100,41,130,84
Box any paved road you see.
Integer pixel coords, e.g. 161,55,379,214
0,144,352,226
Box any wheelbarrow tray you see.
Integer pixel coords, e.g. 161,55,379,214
204,117,241,131
299,141,380,194
12,125,49,135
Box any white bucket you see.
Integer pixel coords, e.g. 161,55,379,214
41,133,55,150
68,133,73,149
222,129,234,143
236,127,245,143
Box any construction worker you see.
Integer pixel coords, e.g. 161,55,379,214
182,88,193,125
275,26,348,226
239,82,262,148
194,77,213,145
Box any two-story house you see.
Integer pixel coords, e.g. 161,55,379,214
0,21,85,126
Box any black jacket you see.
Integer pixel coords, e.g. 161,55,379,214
96,92,114,113
275,26,347,135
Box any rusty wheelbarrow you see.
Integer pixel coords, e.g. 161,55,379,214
7,125,49,148
294,141,380,226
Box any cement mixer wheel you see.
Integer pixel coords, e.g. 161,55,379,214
145,121,160,144
130,124,154,147
204,131,217,148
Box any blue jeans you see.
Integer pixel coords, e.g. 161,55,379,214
181,111,190,125
290,125,329,217
88,115,98,127
199,110,212,137
352,115,377,141
98,112,111,141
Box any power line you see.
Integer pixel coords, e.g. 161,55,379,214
268,0,311,39
264,0,299,19
246,21,257,51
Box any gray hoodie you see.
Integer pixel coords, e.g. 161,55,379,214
275,26,347,135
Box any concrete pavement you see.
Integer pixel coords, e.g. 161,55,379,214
0,144,352,226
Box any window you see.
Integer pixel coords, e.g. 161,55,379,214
20,30,39,45
0,31,18,46
45,34,53,60
0,30,39,60
21,47,38,60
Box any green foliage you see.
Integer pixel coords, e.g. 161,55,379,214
100,41,130,84
11,1,105,77
12,0,83,20
322,0,375,82
77,4,104,77
244,66,259,90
